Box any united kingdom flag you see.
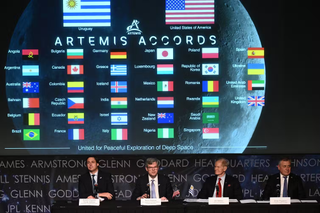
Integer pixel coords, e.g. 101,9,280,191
248,96,265,106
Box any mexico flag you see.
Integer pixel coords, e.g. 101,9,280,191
157,81,174,91
67,65,84,75
111,129,128,140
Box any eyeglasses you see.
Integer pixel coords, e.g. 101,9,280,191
147,166,159,170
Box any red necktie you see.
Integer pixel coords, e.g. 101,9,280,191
217,178,222,197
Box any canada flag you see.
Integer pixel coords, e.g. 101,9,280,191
67,65,84,75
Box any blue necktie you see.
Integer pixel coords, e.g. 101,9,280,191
151,180,156,198
283,176,288,197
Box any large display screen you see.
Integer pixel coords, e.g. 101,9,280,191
0,0,316,155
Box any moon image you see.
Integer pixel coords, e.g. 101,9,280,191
5,0,265,154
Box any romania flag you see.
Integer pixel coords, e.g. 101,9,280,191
202,81,219,92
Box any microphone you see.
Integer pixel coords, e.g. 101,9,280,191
215,185,220,197
94,184,99,197
145,183,150,196
276,184,280,197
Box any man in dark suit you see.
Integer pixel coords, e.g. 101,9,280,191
131,158,173,201
78,156,115,200
262,158,306,200
197,158,243,200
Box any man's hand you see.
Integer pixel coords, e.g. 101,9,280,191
137,193,149,200
172,190,180,198
87,195,95,199
160,197,168,200
98,192,113,200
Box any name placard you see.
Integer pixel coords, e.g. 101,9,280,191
140,198,162,206
79,199,100,206
270,197,291,205
208,197,229,205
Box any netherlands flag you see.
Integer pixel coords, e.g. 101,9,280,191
68,129,84,140
157,97,174,108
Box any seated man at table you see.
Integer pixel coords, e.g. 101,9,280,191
78,156,115,200
131,158,173,201
197,157,243,200
262,157,306,200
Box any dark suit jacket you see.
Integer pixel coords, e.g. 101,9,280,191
78,170,115,200
262,173,306,200
131,174,173,200
197,174,243,200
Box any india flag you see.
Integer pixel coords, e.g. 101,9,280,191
111,129,128,140
158,128,174,138
111,97,127,108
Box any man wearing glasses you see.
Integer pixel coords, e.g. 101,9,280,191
131,158,173,201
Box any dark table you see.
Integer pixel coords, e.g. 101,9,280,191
51,200,320,213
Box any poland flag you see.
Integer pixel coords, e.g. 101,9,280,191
157,48,173,60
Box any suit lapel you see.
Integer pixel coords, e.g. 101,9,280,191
223,175,228,197
288,174,294,196
158,175,163,197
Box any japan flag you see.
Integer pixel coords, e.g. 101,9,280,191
157,48,173,60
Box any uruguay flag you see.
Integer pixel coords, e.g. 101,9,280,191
63,0,111,27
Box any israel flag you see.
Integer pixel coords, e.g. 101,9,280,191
63,0,111,27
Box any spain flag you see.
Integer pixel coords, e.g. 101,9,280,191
248,48,264,58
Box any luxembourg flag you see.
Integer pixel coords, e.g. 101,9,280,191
68,129,84,140
68,98,84,109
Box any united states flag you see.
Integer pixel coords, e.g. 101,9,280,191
165,0,215,25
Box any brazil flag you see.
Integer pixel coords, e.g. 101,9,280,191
23,129,40,140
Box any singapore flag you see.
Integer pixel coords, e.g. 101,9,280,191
157,48,173,60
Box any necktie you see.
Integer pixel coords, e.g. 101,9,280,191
283,176,288,197
92,175,96,194
151,180,156,198
217,178,222,197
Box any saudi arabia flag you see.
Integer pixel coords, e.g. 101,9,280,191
158,128,174,138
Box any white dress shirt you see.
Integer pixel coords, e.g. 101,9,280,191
213,174,226,197
148,175,159,198
280,173,289,197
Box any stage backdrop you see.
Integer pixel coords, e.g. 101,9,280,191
0,154,319,213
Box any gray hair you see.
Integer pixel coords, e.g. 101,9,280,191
216,157,229,167
145,158,160,167
278,157,291,165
